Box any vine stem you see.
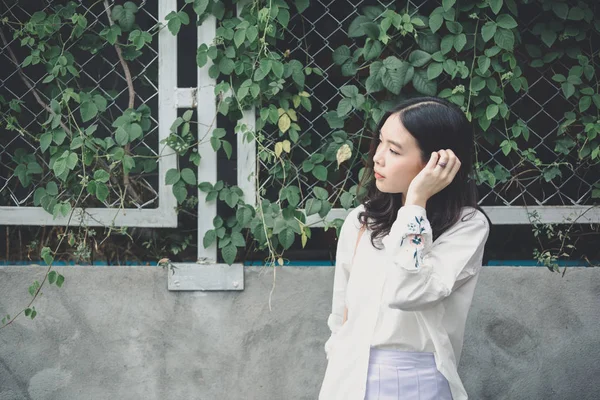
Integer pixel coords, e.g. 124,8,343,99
0,28,141,202
103,0,138,202
0,184,86,330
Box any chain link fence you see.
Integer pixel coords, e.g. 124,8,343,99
259,0,599,211
1,0,598,224
0,0,160,210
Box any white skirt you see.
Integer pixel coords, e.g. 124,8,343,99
365,348,453,400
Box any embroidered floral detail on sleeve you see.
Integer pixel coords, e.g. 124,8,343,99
400,216,430,268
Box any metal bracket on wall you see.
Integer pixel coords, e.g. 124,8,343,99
168,263,244,291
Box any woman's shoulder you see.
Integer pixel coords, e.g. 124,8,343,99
453,206,490,236
343,204,366,231
460,206,489,224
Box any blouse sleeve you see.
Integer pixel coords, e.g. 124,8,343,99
324,206,361,359
380,205,489,311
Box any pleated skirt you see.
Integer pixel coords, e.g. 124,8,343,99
364,348,453,400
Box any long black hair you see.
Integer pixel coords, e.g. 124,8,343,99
357,96,490,248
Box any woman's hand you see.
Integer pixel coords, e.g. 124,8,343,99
404,149,461,207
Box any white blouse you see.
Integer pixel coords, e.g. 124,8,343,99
319,204,490,400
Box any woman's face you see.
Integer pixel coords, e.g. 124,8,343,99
372,113,426,196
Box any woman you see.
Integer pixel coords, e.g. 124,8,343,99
319,97,490,400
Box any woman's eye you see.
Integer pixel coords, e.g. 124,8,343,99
389,149,399,155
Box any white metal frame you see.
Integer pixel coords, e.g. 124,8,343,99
167,0,246,291
0,1,179,228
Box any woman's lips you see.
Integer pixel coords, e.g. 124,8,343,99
374,171,385,179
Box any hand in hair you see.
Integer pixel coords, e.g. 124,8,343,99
404,149,461,208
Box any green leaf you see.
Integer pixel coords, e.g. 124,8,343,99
427,62,444,80
567,7,585,21
383,56,403,70
34,188,46,206
446,21,462,35
295,0,309,13
337,98,353,117
416,32,440,53
362,40,383,61
500,140,513,156
222,140,232,159
80,101,98,122
361,22,380,40
440,35,454,54
234,28,246,48
219,58,235,74
94,170,110,183
454,34,467,52
332,45,351,65
222,243,237,265
129,123,142,141
489,0,503,14
203,230,217,248
552,3,569,19
165,11,181,35
381,70,401,95
496,14,517,29
66,153,78,170
442,0,456,12
180,168,197,185
494,28,514,51
182,109,194,122
412,71,437,96
313,186,329,200
230,232,246,247
193,0,209,15
115,127,129,146
541,29,557,48
408,50,431,67
312,165,328,181
40,133,53,153
486,104,499,120
165,168,181,185
278,9,290,28
579,96,591,112
245,25,258,43
562,82,575,98
271,61,284,78
96,182,109,202
481,22,497,42
41,247,53,265
478,56,491,73
48,271,57,285
172,181,187,204
305,198,322,216
324,112,345,129
429,13,443,34
278,228,295,250
348,15,371,37
46,182,58,196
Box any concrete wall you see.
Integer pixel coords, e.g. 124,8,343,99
0,266,598,400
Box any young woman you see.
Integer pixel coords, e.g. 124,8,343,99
319,97,490,400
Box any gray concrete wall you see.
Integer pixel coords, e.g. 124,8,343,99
0,266,598,400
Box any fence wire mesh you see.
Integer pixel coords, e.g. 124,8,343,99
257,0,599,210
1,0,598,222
0,0,160,210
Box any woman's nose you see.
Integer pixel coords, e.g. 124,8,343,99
373,148,383,166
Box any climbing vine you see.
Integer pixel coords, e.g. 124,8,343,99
1,0,599,326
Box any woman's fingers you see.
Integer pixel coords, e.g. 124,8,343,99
435,149,460,181
426,151,439,170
